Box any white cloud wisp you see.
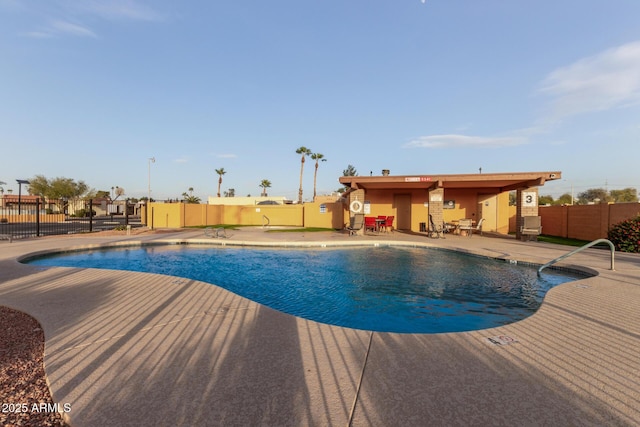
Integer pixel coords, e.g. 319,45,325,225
539,40,640,119
404,134,527,149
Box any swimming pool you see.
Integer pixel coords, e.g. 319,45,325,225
26,245,585,333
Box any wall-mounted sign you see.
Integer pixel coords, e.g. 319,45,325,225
444,200,455,209
364,201,371,214
429,193,443,202
404,176,433,182
522,191,537,207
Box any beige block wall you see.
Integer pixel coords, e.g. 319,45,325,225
223,205,304,227
540,202,640,241
148,203,184,228
303,201,345,229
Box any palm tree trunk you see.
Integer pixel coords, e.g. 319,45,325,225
298,157,305,203
313,161,318,200
217,177,222,198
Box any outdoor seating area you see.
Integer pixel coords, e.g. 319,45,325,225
363,215,394,233
427,216,484,238
441,218,484,237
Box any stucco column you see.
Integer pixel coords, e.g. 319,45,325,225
428,187,444,232
516,187,539,240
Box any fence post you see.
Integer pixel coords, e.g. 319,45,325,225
36,198,41,237
89,199,93,233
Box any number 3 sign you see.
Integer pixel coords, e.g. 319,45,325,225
522,191,537,207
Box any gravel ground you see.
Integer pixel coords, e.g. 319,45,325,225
1,306,68,427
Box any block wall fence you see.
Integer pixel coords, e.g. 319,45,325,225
510,202,640,241
145,200,640,242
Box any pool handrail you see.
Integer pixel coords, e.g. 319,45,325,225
537,238,615,276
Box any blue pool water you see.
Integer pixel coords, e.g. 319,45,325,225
26,245,584,333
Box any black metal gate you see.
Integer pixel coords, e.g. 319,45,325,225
0,198,141,241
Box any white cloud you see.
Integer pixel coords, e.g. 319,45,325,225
174,157,189,164
50,20,97,38
538,40,640,119
77,0,164,22
216,153,237,159
404,134,527,149
22,20,97,38
18,1,163,39
22,31,54,39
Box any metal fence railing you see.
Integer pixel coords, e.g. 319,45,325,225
0,198,143,241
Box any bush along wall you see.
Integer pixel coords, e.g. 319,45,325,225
608,215,640,253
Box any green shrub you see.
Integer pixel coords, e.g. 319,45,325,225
73,209,96,218
608,215,640,253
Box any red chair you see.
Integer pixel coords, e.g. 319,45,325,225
383,216,394,232
364,216,377,233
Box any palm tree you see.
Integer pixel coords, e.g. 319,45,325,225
215,168,226,198
295,146,312,203
310,152,326,200
259,179,271,197
182,188,201,204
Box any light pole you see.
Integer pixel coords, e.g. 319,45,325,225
148,157,155,202
565,179,574,205
16,179,30,215
147,157,155,225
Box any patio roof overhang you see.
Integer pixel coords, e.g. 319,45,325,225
338,171,562,193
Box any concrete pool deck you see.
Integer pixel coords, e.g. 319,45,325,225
0,228,639,426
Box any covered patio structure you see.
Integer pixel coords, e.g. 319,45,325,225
339,171,561,238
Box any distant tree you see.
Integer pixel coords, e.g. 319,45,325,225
28,175,93,212
508,191,517,206
296,146,312,203
310,152,326,200
538,195,554,206
610,188,638,203
342,164,358,176
215,168,226,198
259,179,271,197
556,193,574,205
577,188,611,204
181,187,201,204
0,180,6,195
224,188,235,197
96,190,110,199
109,186,125,201
28,175,90,199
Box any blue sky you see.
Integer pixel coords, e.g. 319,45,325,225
2,0,640,201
